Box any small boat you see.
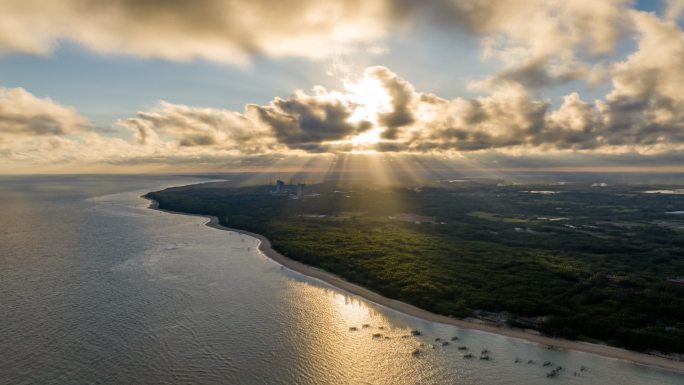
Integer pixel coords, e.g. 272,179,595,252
479,355,490,361
463,353,473,359
543,361,552,367
435,337,442,342
441,341,449,346
411,349,421,357
378,326,385,330
362,324,370,328
372,333,383,338
527,360,535,364
514,357,520,363
451,336,459,341
349,326,358,331
481,349,489,355
458,346,468,351
410,330,422,336
545,366,562,378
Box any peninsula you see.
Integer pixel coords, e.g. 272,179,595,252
145,179,684,372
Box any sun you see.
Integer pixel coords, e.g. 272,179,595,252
350,127,383,146
345,75,391,125
343,74,392,149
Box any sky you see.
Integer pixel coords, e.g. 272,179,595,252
1,0,684,174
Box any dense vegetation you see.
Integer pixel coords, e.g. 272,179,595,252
147,180,684,354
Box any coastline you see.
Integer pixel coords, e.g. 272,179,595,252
144,196,684,375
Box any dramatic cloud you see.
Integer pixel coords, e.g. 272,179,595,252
119,101,274,152
396,84,548,152
408,0,630,90
426,0,629,56
2,2,684,172
0,87,90,136
0,0,391,64
595,11,684,147
369,67,417,139
4,51,684,172
0,0,632,72
248,89,371,151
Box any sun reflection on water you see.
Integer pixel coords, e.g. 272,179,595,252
277,276,466,385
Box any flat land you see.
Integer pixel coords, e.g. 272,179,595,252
146,180,684,357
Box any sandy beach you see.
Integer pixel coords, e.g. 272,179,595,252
145,197,684,375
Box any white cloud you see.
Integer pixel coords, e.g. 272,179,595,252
118,101,275,152
596,11,684,146
0,0,392,65
3,2,684,171
0,87,90,136
665,0,684,20
441,0,631,90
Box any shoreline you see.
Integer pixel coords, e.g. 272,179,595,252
144,196,684,375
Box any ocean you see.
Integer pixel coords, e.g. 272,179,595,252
1,175,682,384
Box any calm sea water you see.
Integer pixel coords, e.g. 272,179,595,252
1,175,682,385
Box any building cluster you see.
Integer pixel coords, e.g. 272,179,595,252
270,179,315,200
